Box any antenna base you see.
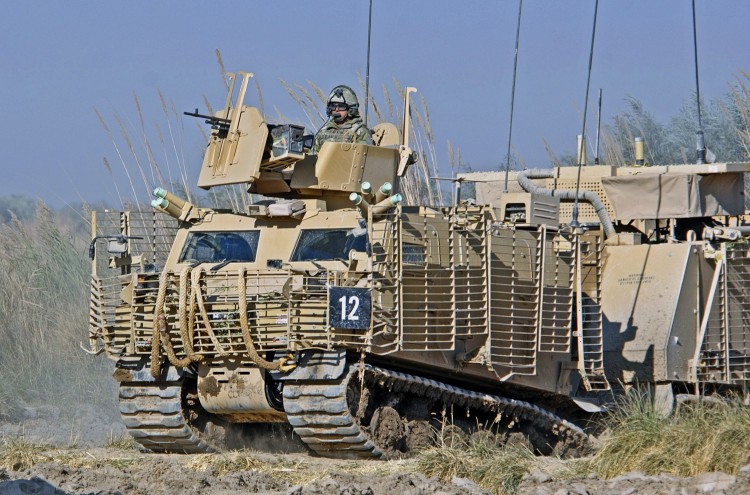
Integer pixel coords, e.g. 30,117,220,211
696,130,707,164
570,205,580,229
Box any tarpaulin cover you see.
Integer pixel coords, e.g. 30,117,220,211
601,172,744,220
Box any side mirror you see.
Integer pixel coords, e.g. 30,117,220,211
107,238,128,256
88,235,143,260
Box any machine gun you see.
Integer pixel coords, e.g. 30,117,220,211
183,108,231,131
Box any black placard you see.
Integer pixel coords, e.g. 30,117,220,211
328,287,371,329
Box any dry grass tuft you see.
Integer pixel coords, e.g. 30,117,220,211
186,452,266,476
268,458,402,486
215,49,229,92
52,451,142,470
0,437,53,471
104,432,138,451
586,389,750,479
551,457,595,481
182,451,404,486
414,431,534,495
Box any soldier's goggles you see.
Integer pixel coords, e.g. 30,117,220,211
328,102,348,111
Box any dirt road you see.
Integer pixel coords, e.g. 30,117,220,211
1,408,748,495
3,443,749,495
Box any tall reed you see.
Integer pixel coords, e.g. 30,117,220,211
0,204,116,420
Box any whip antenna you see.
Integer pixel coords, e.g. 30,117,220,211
571,0,599,229
503,0,524,193
692,0,706,164
364,0,374,126
594,88,602,164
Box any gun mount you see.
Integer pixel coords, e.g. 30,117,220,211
188,71,407,202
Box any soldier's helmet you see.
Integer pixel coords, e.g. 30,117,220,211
327,85,360,119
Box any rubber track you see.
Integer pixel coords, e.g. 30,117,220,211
119,381,214,454
284,364,588,459
283,366,385,459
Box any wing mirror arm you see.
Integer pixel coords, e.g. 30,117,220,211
88,235,144,260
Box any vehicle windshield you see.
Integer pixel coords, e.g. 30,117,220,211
291,227,368,261
178,231,260,263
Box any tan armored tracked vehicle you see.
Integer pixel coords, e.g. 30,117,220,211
87,71,750,459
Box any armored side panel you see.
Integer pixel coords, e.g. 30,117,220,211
197,105,268,189
601,243,702,384
371,122,400,147
290,141,398,194
469,171,526,205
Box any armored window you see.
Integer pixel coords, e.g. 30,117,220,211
402,244,426,265
291,228,368,262
178,231,260,263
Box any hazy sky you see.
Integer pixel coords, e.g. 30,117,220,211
2,1,749,207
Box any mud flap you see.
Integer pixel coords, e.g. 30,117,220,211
279,349,347,381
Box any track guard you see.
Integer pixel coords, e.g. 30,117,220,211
280,349,347,381
113,357,185,383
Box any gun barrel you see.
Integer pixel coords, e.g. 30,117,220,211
183,109,231,126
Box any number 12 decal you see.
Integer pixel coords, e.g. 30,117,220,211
329,287,371,329
339,295,360,321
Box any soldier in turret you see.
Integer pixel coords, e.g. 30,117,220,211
312,85,374,154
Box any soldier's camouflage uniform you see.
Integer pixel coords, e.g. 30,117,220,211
312,117,374,154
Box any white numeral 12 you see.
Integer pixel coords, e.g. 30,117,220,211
338,295,360,321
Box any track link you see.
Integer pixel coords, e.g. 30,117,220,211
284,364,589,459
119,381,214,454
283,366,384,459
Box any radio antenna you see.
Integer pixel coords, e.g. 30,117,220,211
692,0,706,164
594,88,602,164
364,0,374,127
570,0,599,229
503,0,524,193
